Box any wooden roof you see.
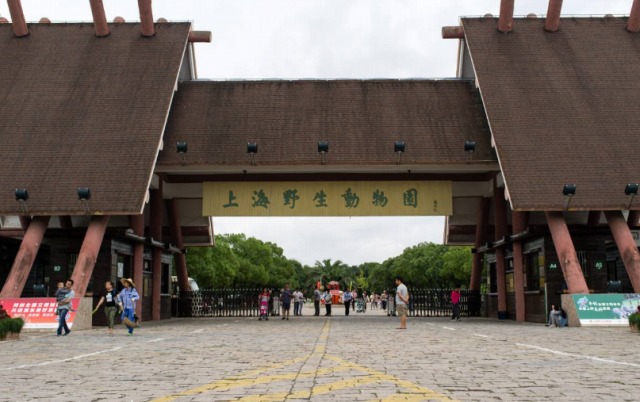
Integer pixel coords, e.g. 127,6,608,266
0,22,190,215
463,17,640,211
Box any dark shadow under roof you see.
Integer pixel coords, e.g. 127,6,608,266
159,79,493,168
463,17,640,211
0,22,190,215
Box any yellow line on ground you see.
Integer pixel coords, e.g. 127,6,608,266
324,355,457,401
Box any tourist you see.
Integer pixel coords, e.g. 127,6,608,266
93,280,119,335
56,279,74,337
451,286,461,321
117,278,140,335
395,276,409,329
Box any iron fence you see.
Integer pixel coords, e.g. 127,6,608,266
174,287,482,318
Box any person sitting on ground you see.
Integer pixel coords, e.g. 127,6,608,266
554,307,568,327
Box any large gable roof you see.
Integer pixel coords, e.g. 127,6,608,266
0,22,190,215
158,79,495,171
463,17,640,211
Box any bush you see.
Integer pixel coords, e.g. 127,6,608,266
0,317,25,341
629,312,640,331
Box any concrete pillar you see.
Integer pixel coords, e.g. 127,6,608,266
0,216,50,298
494,187,508,317
70,215,110,297
512,211,527,322
545,211,589,293
470,197,490,291
605,210,640,292
149,188,163,321
129,214,145,319
167,199,189,293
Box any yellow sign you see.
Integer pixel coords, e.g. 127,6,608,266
203,181,452,217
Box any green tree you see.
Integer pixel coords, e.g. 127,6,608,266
441,246,473,288
185,238,238,288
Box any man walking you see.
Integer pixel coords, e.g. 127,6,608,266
451,286,461,321
343,288,352,316
314,286,322,316
395,276,409,329
56,279,74,336
281,283,292,320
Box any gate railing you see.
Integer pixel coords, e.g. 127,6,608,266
174,287,482,318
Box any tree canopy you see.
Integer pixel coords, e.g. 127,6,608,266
184,235,474,293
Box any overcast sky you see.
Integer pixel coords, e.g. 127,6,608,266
1,1,633,266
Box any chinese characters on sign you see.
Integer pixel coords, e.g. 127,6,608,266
203,181,452,217
0,298,79,329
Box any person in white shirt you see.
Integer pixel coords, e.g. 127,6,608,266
395,276,409,329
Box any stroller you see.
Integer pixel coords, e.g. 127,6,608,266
355,298,365,313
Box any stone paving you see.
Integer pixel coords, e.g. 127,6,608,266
2,304,639,401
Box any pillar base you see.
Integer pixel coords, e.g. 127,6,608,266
497,311,510,320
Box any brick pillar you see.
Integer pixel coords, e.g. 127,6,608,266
149,187,163,321
545,211,589,293
494,187,508,317
512,211,527,322
70,215,110,297
470,197,490,291
0,216,50,298
167,199,189,293
605,210,640,292
129,214,145,319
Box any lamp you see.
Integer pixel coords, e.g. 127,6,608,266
464,140,476,152
625,183,638,209
394,141,405,165
77,187,91,214
247,142,258,166
563,184,576,210
176,141,187,165
15,188,29,214
318,141,329,164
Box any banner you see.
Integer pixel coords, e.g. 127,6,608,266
572,294,640,326
203,181,452,216
0,298,79,329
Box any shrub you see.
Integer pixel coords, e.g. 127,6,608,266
0,317,25,341
629,312,640,331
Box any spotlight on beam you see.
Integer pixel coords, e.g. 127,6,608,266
14,188,29,214
563,184,576,210
394,141,405,165
625,183,638,209
247,142,258,166
176,141,188,165
77,187,91,214
318,141,329,165
464,140,476,153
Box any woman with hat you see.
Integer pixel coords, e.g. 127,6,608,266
117,278,140,336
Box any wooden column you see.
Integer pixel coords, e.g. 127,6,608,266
167,199,189,293
605,210,640,292
149,188,163,321
512,211,528,322
545,211,589,293
129,214,145,319
470,197,490,291
0,216,50,298
494,187,508,318
70,215,110,297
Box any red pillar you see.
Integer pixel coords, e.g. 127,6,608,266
545,212,589,294
70,216,110,297
470,197,490,291
0,216,50,298
129,214,145,319
512,211,527,322
494,187,508,317
150,188,163,321
605,210,640,292
167,199,189,293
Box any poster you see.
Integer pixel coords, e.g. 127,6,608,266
572,294,640,326
0,298,79,329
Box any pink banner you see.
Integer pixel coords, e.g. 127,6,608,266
0,298,79,329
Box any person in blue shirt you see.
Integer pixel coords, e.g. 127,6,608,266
343,289,352,316
117,278,140,335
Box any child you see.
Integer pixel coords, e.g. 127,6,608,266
258,288,270,321
55,281,75,312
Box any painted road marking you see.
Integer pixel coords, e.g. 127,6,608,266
0,346,122,371
516,343,640,368
442,326,456,331
191,329,205,334
152,319,455,402
474,333,489,338
146,338,164,343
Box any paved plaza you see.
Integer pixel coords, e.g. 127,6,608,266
2,305,638,401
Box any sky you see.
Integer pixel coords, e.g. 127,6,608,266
0,0,633,266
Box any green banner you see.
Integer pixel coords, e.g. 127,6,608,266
572,294,640,326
